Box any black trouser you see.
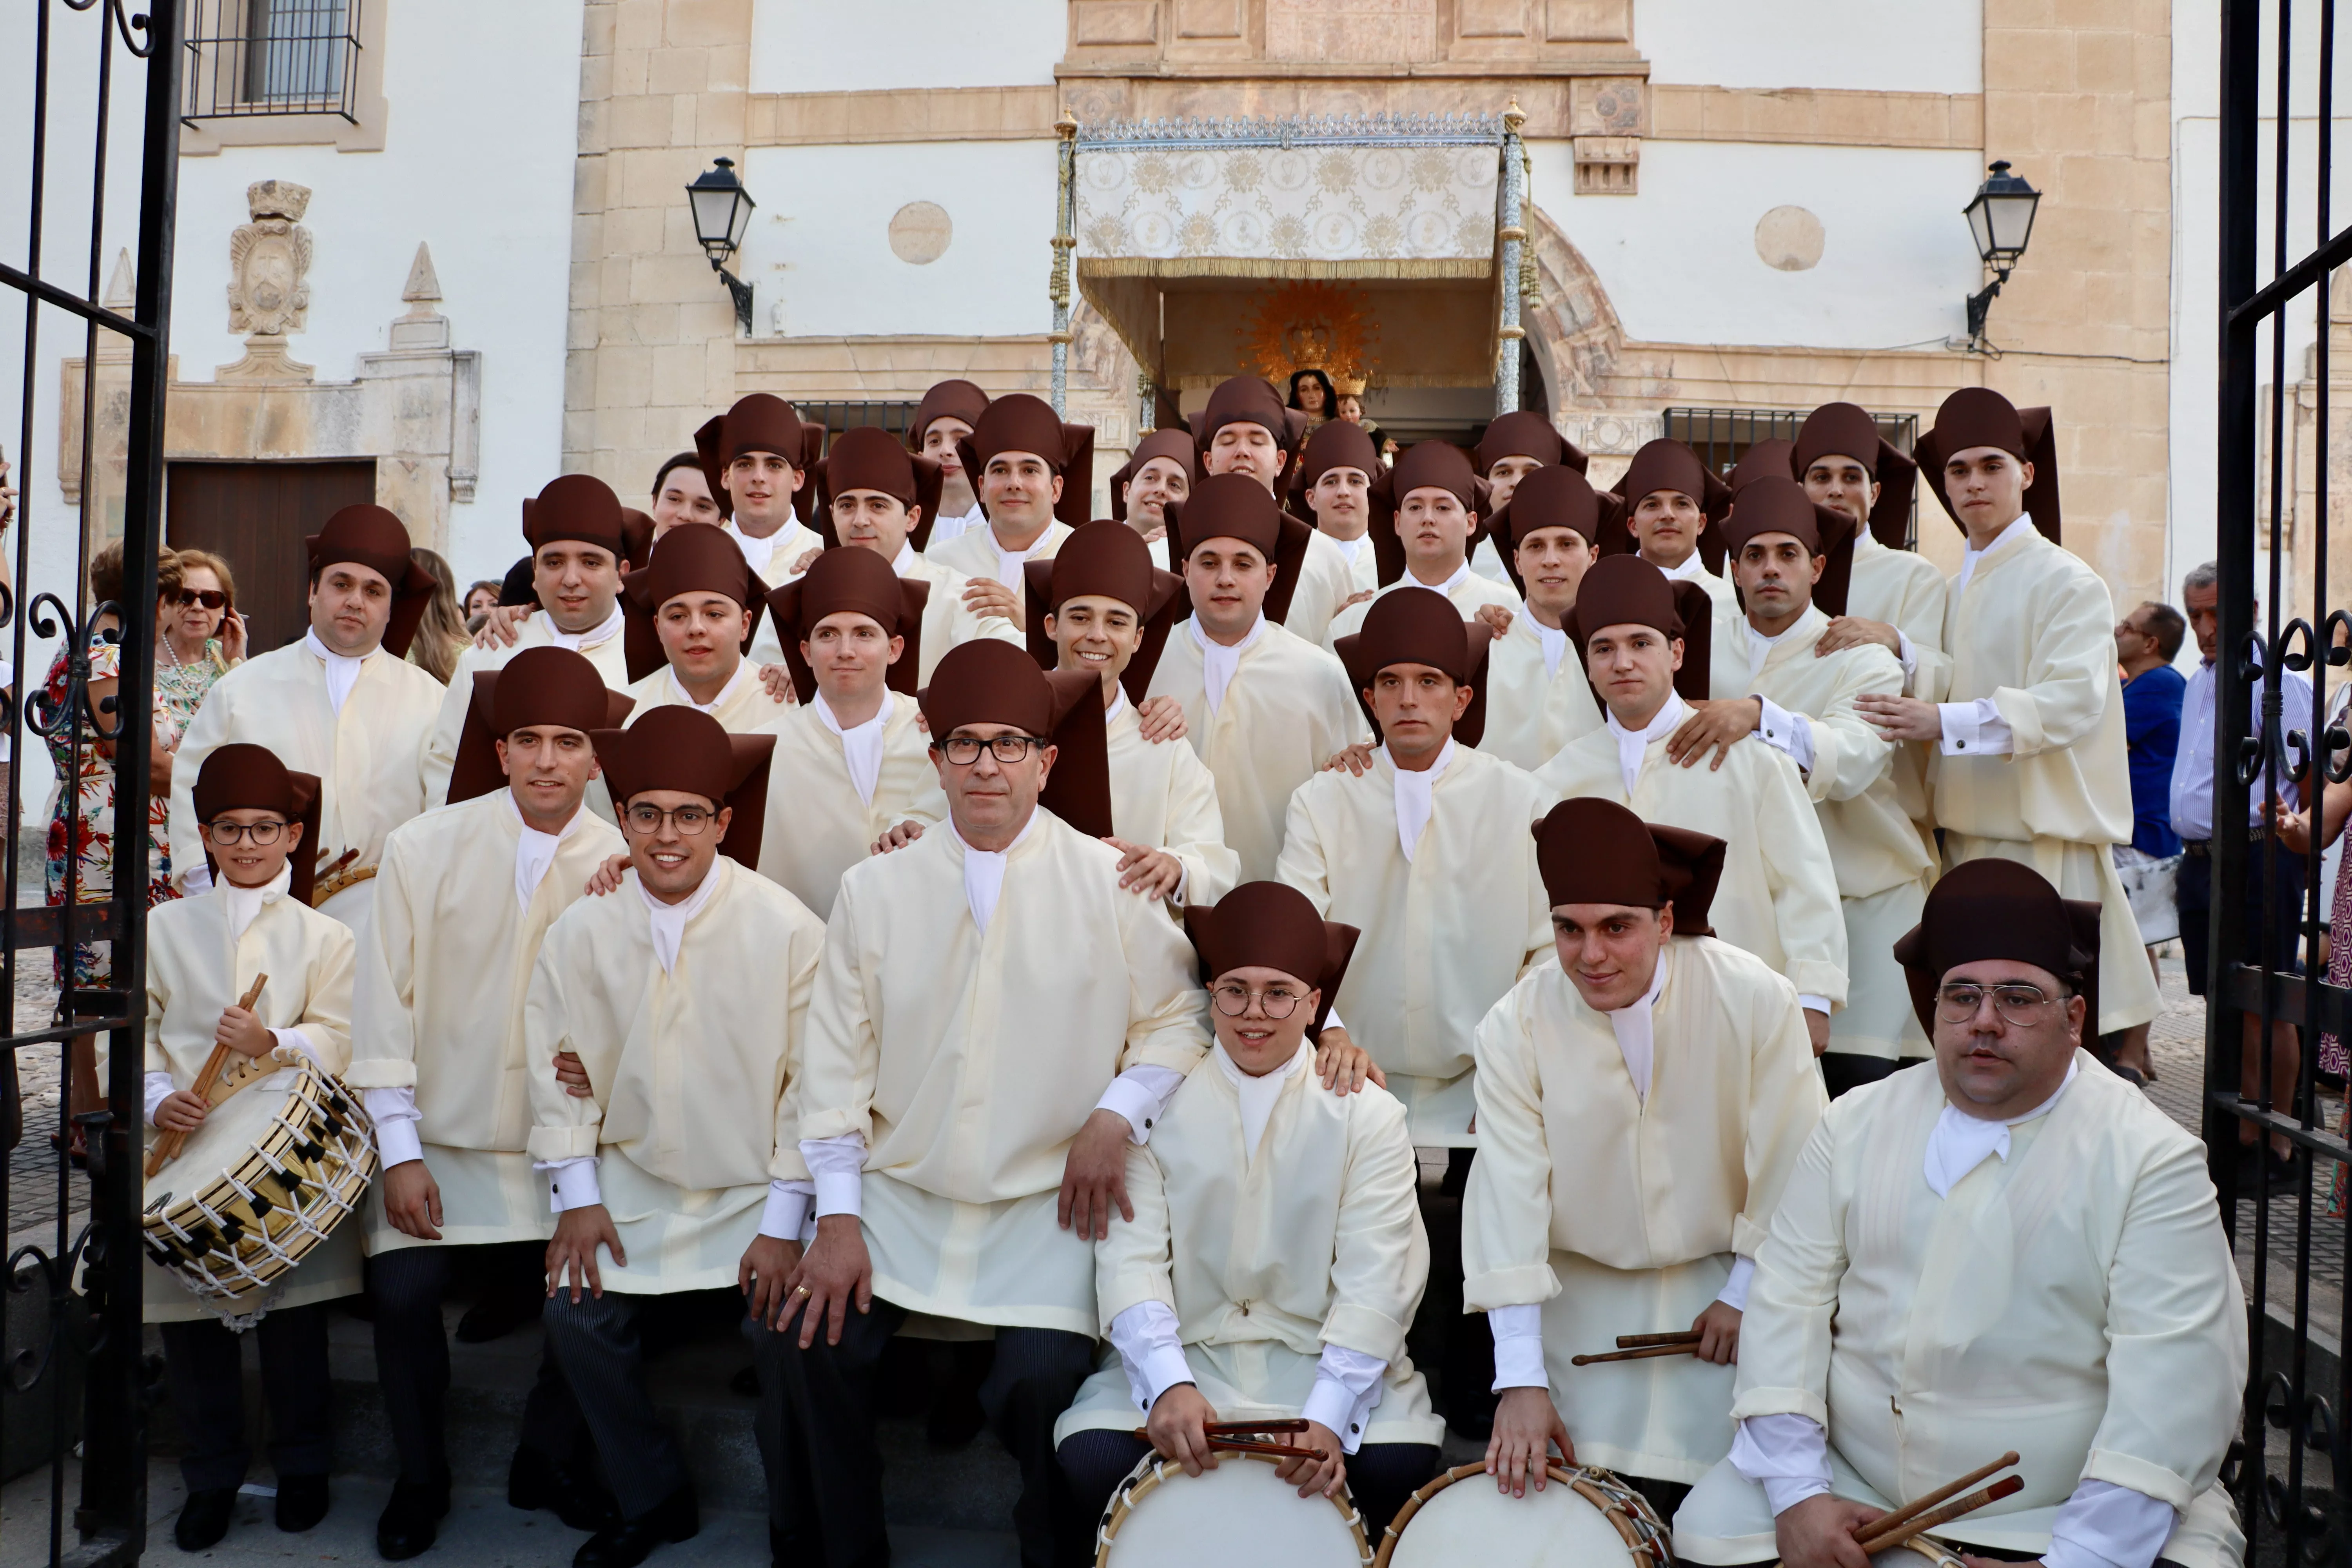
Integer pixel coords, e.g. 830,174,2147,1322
2179,838,2308,996
1818,1052,1901,1100
541,1289,722,1521
748,1299,1098,1568
1408,1147,1495,1434
1055,1429,1440,1540
159,1301,333,1492
368,1242,588,1484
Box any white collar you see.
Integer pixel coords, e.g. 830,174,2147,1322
1602,943,1672,1102
1603,691,1690,795
1532,617,1570,679
1330,534,1369,564
1382,737,1456,862
1212,1040,1312,1167
1401,559,1474,598
1924,1058,2080,1197
1955,515,2031,595
676,659,750,716
501,788,583,911
218,862,294,943
725,520,786,573
814,690,891,805
303,628,373,715
1746,618,1792,682
549,600,625,652
891,541,919,574
636,857,723,975
951,811,1039,935
1657,551,1711,583
1104,686,1131,726
1189,613,1267,717
989,526,1056,586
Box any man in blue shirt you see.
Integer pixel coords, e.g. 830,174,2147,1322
2111,599,2187,1082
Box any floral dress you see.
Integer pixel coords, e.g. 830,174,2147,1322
40,629,124,987
151,643,226,901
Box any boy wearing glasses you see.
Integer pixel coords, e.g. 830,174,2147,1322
144,744,357,1552
1053,880,1443,1537
349,648,632,1557
1675,859,2245,1568
526,705,825,1568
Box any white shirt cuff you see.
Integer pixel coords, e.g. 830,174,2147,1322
1097,1064,1185,1143
1108,1300,1195,1412
801,1134,868,1219
144,1070,176,1127
537,1156,601,1212
1717,1255,1757,1311
1798,995,1833,1018
1938,697,2015,756
182,860,213,894
1729,1412,1833,1518
1303,1343,1388,1454
759,1180,815,1242
2045,1480,2181,1568
1488,1301,1548,1390
1753,696,1815,774
1896,629,1918,691
363,1085,425,1167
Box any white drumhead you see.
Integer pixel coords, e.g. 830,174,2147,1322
1102,1454,1365,1568
143,1073,298,1210
1384,1473,1639,1568
1874,1540,1966,1568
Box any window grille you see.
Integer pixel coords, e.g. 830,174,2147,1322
183,0,362,122
1661,406,1920,549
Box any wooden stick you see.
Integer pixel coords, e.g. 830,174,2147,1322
1855,1475,2026,1555
1848,1453,2018,1553
1616,1330,1705,1349
1126,1429,1325,1461
1572,1342,1699,1367
143,973,268,1178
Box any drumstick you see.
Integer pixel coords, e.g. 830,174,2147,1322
1850,1454,2021,1552
1854,1475,2026,1555
1616,1330,1705,1349
1127,1428,1326,1461
143,974,269,1178
1205,1419,1309,1436
1572,1342,1699,1366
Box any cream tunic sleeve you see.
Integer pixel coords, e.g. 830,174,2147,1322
1323,1085,1427,1360
1748,748,1851,1007
1729,1107,1844,1428
1096,1139,1177,1329
523,934,605,1163
1461,979,1564,1310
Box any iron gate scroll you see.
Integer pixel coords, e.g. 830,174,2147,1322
2,0,180,1564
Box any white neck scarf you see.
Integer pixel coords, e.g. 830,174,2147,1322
637,857,723,976
1534,619,1570,679
679,659,749,717
1924,1059,2079,1197
1954,514,2030,597
1660,551,1710,583
1105,686,1130,726
1746,620,1789,685
303,628,370,715
726,521,780,575
1384,737,1455,862
1406,558,1474,596
953,811,1038,935
503,788,582,912
815,690,889,805
1604,691,1690,795
218,862,293,943
1214,1040,1310,1166
990,529,1054,588
1190,613,1267,717
1603,945,1672,1102
1330,535,1368,566
551,601,625,652
891,541,919,575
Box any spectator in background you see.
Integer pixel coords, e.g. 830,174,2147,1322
152,547,243,900
404,548,466,685
2110,598,2188,1083
2173,560,2314,1191
648,451,720,538
462,579,501,620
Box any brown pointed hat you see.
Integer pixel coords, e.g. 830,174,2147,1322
1565,552,1712,704
1891,857,2101,1036
445,646,636,806
919,639,1113,838
590,704,775,870
521,474,632,561
1489,464,1617,597
1191,375,1308,465
191,743,326,907
1162,472,1319,626
1532,796,1724,938
1606,438,1734,574
1793,402,1920,550
1334,588,1495,748
765,543,928,705
305,505,439,658
1184,880,1360,1039
1913,387,2061,543
1730,439,1797,492
694,394,826,524
909,379,990,449
1476,410,1589,477
1024,519,1186,702
1291,418,1394,551
617,521,766,682
1718,475,1860,619
957,393,1097,530
1376,440,1488,590
1109,427,1199,524
814,426,947,551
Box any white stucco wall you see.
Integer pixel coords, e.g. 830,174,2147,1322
749,0,1064,94
1637,0,1983,94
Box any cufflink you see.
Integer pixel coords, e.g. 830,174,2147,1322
1144,1118,1154,1129
1956,740,1968,749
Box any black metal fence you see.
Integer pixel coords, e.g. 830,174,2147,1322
2,0,181,1562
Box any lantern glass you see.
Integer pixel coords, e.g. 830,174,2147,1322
687,158,755,261
1962,160,2040,267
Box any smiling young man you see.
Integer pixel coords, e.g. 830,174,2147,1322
169,505,446,938
1532,555,1848,1048
1144,474,1367,882
695,394,824,668
1788,403,1947,697
617,522,789,733
1110,426,1196,570
425,475,636,805
924,392,1093,627
1295,417,1388,610
1674,859,2245,1568
1854,388,2163,1044
1682,477,1932,1097
1615,438,1737,613
649,453,722,539
351,649,632,1558
1325,441,1521,649
1468,410,1583,584
1053,880,1444,1537
907,377,991,548
528,706,825,1568
1191,375,1359,644
1482,464,1607,771
1469,798,1825,1522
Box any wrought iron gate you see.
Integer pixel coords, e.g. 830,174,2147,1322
2,0,180,1563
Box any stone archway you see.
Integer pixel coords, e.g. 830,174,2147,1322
1520,203,1625,412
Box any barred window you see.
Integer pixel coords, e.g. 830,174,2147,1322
1661,406,1920,549
185,0,363,122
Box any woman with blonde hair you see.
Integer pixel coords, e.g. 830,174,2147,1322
403,547,467,685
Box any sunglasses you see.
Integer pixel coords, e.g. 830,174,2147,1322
172,589,227,610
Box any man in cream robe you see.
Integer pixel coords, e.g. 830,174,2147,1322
1189,375,1359,645
1855,388,2161,1037
1694,478,1933,1094
168,505,446,942
1482,463,1606,770
1054,881,1443,1536
1325,440,1521,649
1617,438,1738,613
908,377,991,548
1673,860,2245,1568
617,521,792,734
423,475,635,806
1296,417,1385,599
1107,425,1194,570
348,649,631,1556
762,641,1212,1568
1145,474,1367,883
528,707,826,1560
1468,410,1584,584
1534,554,1849,1038
1471,799,1826,1506
695,392,824,667
924,393,1088,626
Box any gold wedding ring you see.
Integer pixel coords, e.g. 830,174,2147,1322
793,1284,811,1297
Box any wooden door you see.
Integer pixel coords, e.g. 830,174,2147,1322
165,459,377,654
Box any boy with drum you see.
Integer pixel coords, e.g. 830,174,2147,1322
144,744,358,1550
1052,880,1445,1536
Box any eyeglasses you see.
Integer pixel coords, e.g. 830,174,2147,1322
204,819,287,846
1935,982,2063,1027
933,734,1049,766
173,589,227,610
623,803,715,835
1210,984,1308,1019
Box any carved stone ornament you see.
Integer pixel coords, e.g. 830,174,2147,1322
219,179,316,382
